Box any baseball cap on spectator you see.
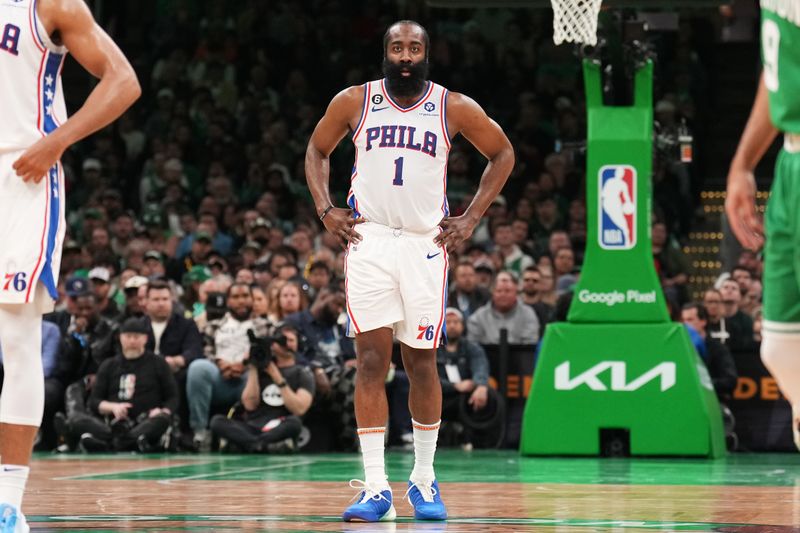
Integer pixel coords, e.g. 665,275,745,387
120,317,150,335
65,277,90,298
88,266,111,284
208,254,227,272
445,307,464,322
556,274,577,295
183,265,212,284
240,241,261,253
474,259,495,275
144,250,163,263
248,217,271,230
123,275,149,291
157,88,174,101
82,158,102,172
195,231,213,243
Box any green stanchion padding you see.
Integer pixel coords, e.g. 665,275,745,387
520,322,726,457
520,59,725,458
569,60,669,323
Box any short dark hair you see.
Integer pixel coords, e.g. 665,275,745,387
492,221,512,235
383,20,430,57
146,280,171,295
682,302,709,322
227,282,252,298
524,265,540,275
491,270,518,290
455,259,475,270
309,261,331,274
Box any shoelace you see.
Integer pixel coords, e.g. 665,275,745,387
404,481,437,504
349,479,391,505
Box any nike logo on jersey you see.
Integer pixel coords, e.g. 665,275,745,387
371,106,389,112
426,252,441,259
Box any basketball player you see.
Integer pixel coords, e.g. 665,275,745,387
725,2,800,449
306,20,513,522
0,0,140,529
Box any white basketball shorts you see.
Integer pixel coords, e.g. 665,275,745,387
344,222,448,349
0,149,64,311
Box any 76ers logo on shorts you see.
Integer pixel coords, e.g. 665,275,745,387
417,316,434,341
599,164,636,250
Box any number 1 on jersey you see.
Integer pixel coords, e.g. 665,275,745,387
393,157,404,186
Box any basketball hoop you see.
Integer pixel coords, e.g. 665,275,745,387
551,0,602,46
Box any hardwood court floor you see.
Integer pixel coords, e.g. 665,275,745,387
22,450,800,531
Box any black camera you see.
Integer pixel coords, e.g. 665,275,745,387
205,292,227,321
247,330,288,367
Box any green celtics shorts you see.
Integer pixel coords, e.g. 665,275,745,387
764,147,800,323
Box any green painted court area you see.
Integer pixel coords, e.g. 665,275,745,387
45,449,800,486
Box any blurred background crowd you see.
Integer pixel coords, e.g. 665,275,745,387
0,0,765,453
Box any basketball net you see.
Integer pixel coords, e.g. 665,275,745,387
551,0,602,46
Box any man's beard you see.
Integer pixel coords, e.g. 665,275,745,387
382,59,429,98
231,307,253,321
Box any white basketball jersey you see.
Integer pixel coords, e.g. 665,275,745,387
349,79,451,233
0,0,68,152
0,0,67,307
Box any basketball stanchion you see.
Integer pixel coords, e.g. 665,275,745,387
519,5,726,455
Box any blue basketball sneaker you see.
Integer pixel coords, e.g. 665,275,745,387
342,480,396,522
0,504,28,533
405,479,447,520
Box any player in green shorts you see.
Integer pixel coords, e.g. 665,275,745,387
726,1,800,450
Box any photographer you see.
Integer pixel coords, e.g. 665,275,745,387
210,325,315,453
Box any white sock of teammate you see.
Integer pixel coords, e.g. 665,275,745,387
357,427,390,491
410,419,440,484
761,327,800,405
761,327,800,449
0,464,29,509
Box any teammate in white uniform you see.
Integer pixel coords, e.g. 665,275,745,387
306,20,513,523
0,0,139,530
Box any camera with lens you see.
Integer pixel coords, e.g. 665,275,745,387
247,329,288,368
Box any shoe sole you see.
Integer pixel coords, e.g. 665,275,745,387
342,505,396,522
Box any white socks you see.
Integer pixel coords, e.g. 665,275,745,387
357,427,389,490
409,419,440,484
0,464,29,509
357,420,441,490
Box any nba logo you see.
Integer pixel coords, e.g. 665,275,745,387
598,165,636,250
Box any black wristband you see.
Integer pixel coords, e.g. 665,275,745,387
276,380,288,388
319,205,334,221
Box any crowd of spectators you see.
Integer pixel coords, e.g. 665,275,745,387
0,1,733,452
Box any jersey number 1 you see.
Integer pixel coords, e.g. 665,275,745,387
393,157,404,186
